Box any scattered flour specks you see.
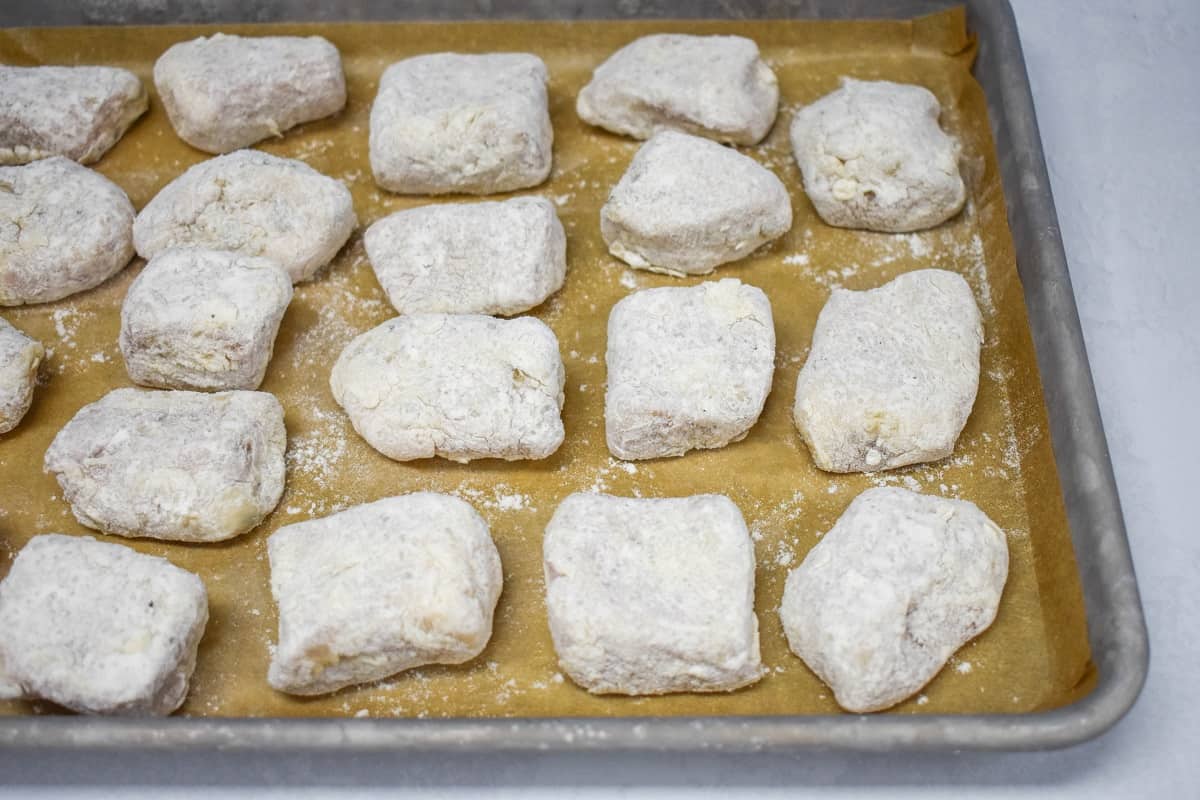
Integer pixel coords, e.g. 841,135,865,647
52,307,79,343
456,485,536,513
285,410,349,491
905,233,931,258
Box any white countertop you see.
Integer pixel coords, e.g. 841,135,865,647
4,0,1197,795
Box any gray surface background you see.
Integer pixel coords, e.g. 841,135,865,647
1,0,1197,794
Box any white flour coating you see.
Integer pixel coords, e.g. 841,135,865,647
779,487,1008,712
0,534,208,715
793,269,982,473
601,131,791,275
330,314,565,463
133,149,356,283
44,388,286,542
120,248,293,391
0,157,135,305
0,655,17,701
577,34,779,145
364,196,565,316
605,279,775,460
369,53,552,195
0,66,147,165
154,33,346,154
790,79,965,233
0,317,43,434
543,493,764,694
268,494,502,695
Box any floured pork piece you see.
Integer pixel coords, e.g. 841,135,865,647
369,52,552,195
0,317,43,433
268,493,502,695
154,33,347,154
577,34,778,145
0,157,135,305
44,388,286,542
605,279,775,460
132,149,356,283
0,534,208,715
364,196,565,316
0,66,147,165
330,314,565,463
780,487,1008,712
543,493,764,695
790,79,966,232
600,131,792,275
120,248,293,391
793,269,982,473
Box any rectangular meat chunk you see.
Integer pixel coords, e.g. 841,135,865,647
154,33,346,154
44,388,286,542
331,314,565,463
0,66,146,165
792,269,982,472
364,196,565,316
0,534,208,715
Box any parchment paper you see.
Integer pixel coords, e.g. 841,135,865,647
0,7,1093,719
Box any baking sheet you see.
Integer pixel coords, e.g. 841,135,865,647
0,6,1093,719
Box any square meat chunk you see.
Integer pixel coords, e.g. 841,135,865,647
0,534,208,715
543,493,763,695
369,53,552,195
605,279,775,460
790,79,965,232
268,494,502,695
120,248,293,391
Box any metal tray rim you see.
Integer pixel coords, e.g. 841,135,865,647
0,0,1148,753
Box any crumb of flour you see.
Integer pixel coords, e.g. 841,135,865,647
455,485,536,513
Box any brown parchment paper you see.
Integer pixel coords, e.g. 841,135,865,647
0,7,1094,719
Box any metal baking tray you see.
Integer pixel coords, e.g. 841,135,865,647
0,0,1147,753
